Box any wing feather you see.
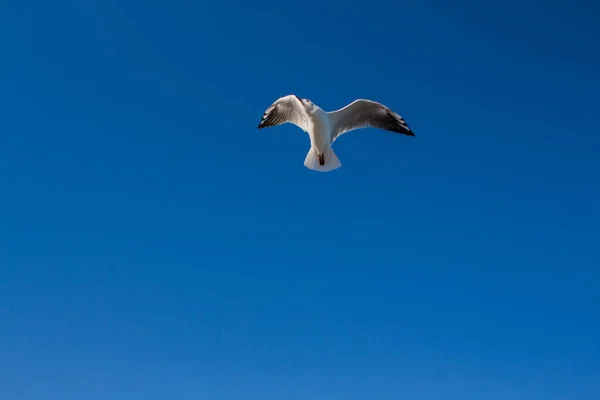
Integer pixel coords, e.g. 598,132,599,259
328,99,414,142
257,95,311,133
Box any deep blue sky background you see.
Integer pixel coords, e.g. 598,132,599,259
1,1,599,399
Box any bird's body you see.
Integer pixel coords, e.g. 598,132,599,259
257,94,415,172
307,107,330,158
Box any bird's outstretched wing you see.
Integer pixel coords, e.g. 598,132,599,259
257,95,311,133
328,99,414,143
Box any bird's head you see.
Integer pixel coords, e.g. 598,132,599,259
295,95,317,113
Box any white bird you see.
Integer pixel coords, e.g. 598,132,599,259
257,94,415,172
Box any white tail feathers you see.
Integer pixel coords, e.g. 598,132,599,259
303,146,342,172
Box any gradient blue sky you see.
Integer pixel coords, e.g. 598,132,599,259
1,1,599,399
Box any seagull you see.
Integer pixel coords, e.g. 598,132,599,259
257,94,415,172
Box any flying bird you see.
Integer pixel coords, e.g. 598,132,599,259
257,94,415,172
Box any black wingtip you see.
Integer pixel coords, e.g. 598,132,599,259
384,108,415,137
396,129,415,136
393,125,415,136
258,115,267,129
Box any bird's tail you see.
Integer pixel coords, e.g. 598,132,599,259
303,146,341,172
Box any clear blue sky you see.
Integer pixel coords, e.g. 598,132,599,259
1,0,599,399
